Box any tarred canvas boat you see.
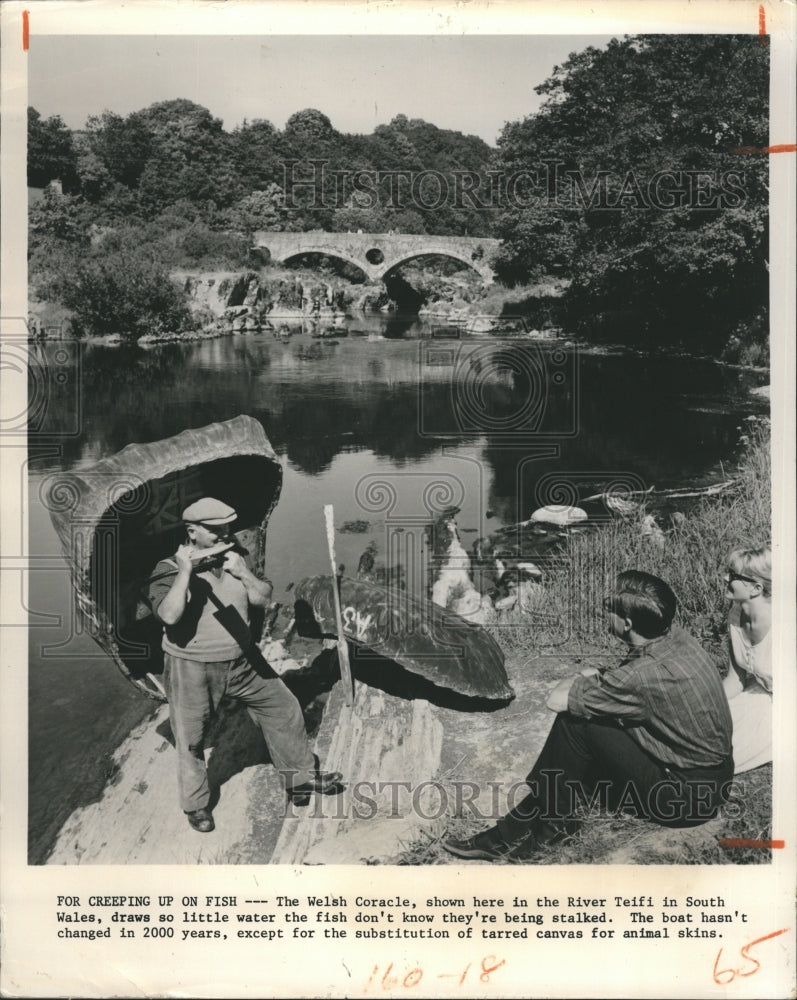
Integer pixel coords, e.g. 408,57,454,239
294,575,514,701
47,415,282,699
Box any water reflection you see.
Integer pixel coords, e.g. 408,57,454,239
26,325,767,863
32,331,766,491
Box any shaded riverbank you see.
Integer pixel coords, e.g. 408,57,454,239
401,419,773,866
43,423,771,866
28,333,768,863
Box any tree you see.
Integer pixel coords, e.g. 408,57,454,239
75,149,113,202
27,107,79,191
51,251,191,341
132,100,240,214
85,110,152,188
494,35,769,350
284,108,336,143
229,119,283,193
29,188,90,249
223,185,286,235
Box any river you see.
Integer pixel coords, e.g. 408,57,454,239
27,315,768,862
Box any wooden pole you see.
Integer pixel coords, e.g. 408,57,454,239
323,505,354,706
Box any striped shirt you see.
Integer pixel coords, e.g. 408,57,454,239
567,626,732,768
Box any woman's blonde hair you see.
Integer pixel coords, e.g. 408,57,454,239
727,545,772,597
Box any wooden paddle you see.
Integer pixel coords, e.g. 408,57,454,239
324,504,354,706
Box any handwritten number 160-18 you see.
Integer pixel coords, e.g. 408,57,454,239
365,956,506,991
713,928,789,985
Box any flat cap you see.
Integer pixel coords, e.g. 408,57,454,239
182,497,237,525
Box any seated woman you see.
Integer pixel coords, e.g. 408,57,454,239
723,545,772,773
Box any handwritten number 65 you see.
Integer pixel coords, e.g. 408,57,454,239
713,928,789,985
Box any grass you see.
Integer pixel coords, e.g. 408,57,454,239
399,763,772,866
502,415,770,658
397,418,773,866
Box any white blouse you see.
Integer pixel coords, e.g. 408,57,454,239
728,604,772,693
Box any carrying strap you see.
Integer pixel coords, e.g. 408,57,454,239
143,559,278,679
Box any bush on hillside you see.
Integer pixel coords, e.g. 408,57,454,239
50,252,191,341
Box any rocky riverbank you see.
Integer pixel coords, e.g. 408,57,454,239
42,618,569,866
160,265,567,343
41,420,770,867
28,262,570,345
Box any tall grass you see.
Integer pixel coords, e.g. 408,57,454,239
397,421,773,866
499,416,771,660
407,418,773,866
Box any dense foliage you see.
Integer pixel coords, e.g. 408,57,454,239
28,108,80,193
493,35,769,355
28,35,770,353
30,99,493,237
49,252,192,341
28,101,495,338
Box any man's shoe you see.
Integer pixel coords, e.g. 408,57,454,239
442,826,514,861
288,771,345,806
442,826,537,862
185,808,214,833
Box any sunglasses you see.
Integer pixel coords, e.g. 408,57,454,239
724,572,758,585
602,596,619,612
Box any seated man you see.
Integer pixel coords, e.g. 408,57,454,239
443,570,733,861
149,497,343,833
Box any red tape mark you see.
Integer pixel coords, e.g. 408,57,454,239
22,9,29,51
718,838,785,849
758,4,767,43
732,144,797,155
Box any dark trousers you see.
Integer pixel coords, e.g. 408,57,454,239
498,712,733,842
165,653,316,812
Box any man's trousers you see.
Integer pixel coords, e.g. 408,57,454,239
165,652,317,812
498,712,734,843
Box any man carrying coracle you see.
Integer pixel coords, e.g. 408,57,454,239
149,497,343,833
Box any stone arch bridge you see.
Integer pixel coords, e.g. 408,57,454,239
253,230,499,283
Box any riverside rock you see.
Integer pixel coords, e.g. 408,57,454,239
529,505,588,527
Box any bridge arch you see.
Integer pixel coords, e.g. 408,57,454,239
253,231,499,285
376,247,493,283
277,247,372,281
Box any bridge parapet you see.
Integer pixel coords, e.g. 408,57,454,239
253,230,498,283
